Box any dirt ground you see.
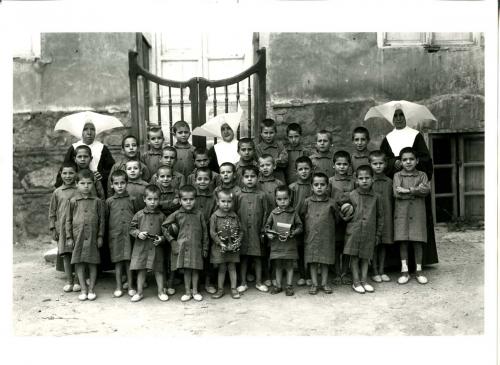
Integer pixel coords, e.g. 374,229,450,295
12,225,483,336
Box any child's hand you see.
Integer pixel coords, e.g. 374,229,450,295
171,240,179,254
153,236,163,246
66,238,74,248
173,198,179,204
93,171,102,181
51,229,58,241
266,232,275,240
138,231,148,240
396,186,409,194
97,237,103,248
220,243,227,252
417,182,430,194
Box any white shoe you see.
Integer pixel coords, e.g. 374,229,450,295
362,282,375,293
264,279,272,287
306,279,312,286
380,274,391,282
371,275,382,283
181,294,192,302
237,284,248,293
122,282,129,289
128,289,137,297
297,278,306,286
87,292,97,301
158,293,169,301
193,293,203,301
131,293,144,302
415,272,428,284
72,284,81,292
352,284,365,294
166,287,176,296
63,284,73,293
398,272,410,285
205,285,217,294
256,283,269,292
78,293,88,301
113,290,123,298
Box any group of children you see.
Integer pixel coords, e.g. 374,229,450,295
49,118,431,302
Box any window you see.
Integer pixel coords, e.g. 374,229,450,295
378,32,481,48
12,32,41,59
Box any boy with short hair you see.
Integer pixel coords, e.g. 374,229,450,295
140,127,165,176
235,138,258,187
257,154,285,208
256,118,288,182
172,120,196,178
351,126,371,174
186,146,222,189
149,146,186,189
310,130,335,178
73,145,106,200
285,123,311,184
125,160,149,211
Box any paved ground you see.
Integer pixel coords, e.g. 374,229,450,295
12,225,483,336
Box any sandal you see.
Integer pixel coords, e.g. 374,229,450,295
193,293,203,301
63,284,73,293
415,271,428,284
371,275,382,283
131,293,144,302
72,284,81,292
322,285,333,294
340,273,353,285
361,282,374,293
212,289,225,299
397,272,410,285
128,289,137,297
308,285,318,295
158,293,169,302
352,283,365,294
78,293,88,301
230,289,241,299
87,292,97,301
285,285,294,296
181,293,192,302
113,289,123,298
380,274,391,282
270,286,282,295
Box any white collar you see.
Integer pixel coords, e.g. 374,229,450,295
386,127,419,156
72,140,104,172
213,139,239,166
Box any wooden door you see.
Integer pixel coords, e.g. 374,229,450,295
458,133,484,220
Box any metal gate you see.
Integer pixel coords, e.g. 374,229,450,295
128,48,266,148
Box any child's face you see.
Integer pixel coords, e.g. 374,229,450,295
219,166,235,185
112,176,127,195
217,193,233,213
61,167,76,186
353,133,369,152
195,172,211,191
287,130,301,147
296,162,312,181
194,154,210,168
238,143,254,161
356,170,373,191
175,126,191,144
161,151,176,167
125,161,141,180
370,156,386,175
334,157,350,176
220,123,235,143
74,149,92,169
157,168,173,188
275,191,290,210
180,191,196,211
311,176,328,196
123,137,138,158
401,152,418,172
258,157,275,177
242,170,258,188
260,126,276,144
316,134,331,152
81,123,96,145
77,177,93,195
148,130,164,150
143,192,160,210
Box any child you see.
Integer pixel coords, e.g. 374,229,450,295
209,189,242,299
235,138,258,186
300,172,347,295
107,135,150,196
265,186,303,296
66,169,105,301
214,162,241,196
186,147,222,190
393,147,431,285
309,130,335,178
156,165,180,216
105,170,138,298
163,185,209,302
129,184,168,302
285,123,311,184
329,150,355,285
72,145,105,200
49,161,78,292
150,146,186,189
258,154,285,208
140,127,165,176
289,156,313,286
125,160,149,211
256,118,288,182
172,120,196,178
234,165,269,293
343,165,383,294
351,126,371,174
369,150,394,283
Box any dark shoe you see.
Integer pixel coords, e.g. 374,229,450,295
285,285,294,296
322,285,333,294
270,286,283,295
308,285,318,295
230,288,241,299
211,288,225,299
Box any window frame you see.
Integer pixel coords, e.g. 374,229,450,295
377,32,481,49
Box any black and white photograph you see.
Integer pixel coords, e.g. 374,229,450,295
2,1,497,365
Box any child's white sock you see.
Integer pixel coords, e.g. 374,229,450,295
416,264,422,271
401,260,408,272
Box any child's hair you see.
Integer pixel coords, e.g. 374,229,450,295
316,129,332,142
162,146,178,158
241,165,259,177
286,123,302,135
274,185,291,197
179,184,197,197
61,161,78,172
157,165,174,175
295,156,313,169
193,146,209,158
195,166,212,179
125,159,140,168
237,137,255,151
75,169,94,182
110,169,128,183
352,126,370,141
121,134,139,149
144,184,161,198
260,118,277,132
258,153,274,163
356,165,374,177
369,150,387,162
399,146,417,159
75,145,92,157
333,150,352,164
311,172,329,184
219,162,236,173
216,188,234,200
147,126,164,139
173,120,190,133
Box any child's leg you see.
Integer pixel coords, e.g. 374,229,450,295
350,256,360,284
168,270,175,290
378,245,386,274
372,248,380,276
297,243,307,282
254,257,263,285
217,263,227,289
75,263,87,294
360,259,369,283
125,261,134,291
154,270,164,296
192,270,200,295
62,255,73,286
228,263,237,289
88,264,97,293
320,264,329,287
184,269,192,294
137,269,146,295
341,254,350,276
413,242,423,270
399,242,409,272
114,262,123,291
275,260,283,288
310,263,318,286
286,263,294,287
239,256,248,286
334,250,342,278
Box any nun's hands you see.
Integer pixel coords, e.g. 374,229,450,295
93,171,102,181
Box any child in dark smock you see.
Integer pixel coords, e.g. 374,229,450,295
172,121,196,178
186,147,222,189
49,162,78,292
393,147,431,285
235,138,258,188
309,130,335,178
149,146,186,189
343,166,383,294
234,165,269,293
265,186,303,296
257,154,285,208
284,123,311,185
350,127,371,174
129,185,168,302
369,150,394,283
105,170,139,298
329,150,355,285
125,160,149,211
72,145,106,200
66,169,105,301
255,118,288,182
214,162,241,196
289,156,313,286
140,127,165,176
210,189,242,299
163,185,209,302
